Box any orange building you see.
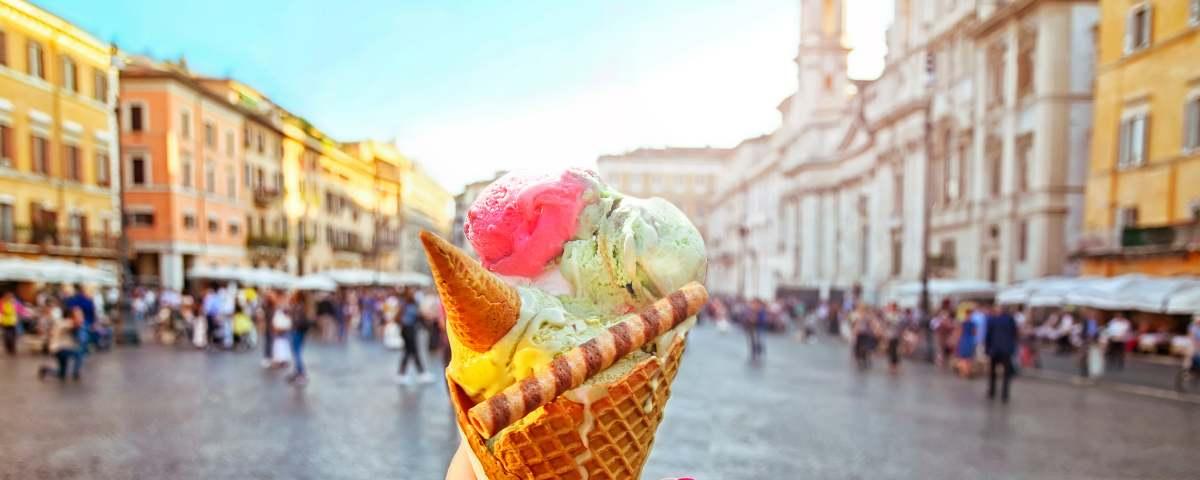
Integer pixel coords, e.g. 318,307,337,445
119,57,257,288
1078,0,1200,276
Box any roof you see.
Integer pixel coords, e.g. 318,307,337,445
597,146,733,163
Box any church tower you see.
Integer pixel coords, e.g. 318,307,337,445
791,0,850,123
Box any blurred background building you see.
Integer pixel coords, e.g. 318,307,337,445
116,56,451,288
451,171,506,259
0,0,121,273
596,147,728,242
1078,0,1200,276
707,0,1099,303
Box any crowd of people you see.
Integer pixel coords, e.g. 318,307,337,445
1,281,450,387
701,293,1200,402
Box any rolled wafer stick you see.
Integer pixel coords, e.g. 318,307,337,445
467,281,708,438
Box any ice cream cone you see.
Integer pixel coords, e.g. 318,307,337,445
420,230,520,352
449,331,689,480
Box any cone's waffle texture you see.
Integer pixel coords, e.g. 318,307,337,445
420,230,521,352
450,333,688,480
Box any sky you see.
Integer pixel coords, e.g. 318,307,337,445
40,0,893,193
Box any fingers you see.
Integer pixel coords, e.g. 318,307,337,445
445,440,477,480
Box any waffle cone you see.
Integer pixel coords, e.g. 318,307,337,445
449,332,689,480
420,231,520,352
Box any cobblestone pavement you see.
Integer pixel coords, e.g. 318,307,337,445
1,327,1198,479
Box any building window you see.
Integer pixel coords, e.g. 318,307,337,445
127,212,154,227
257,131,265,154
60,56,77,92
63,144,80,181
0,203,12,242
228,222,240,235
940,239,957,269
26,40,44,79
129,153,148,186
1118,112,1149,168
95,152,110,186
225,165,236,198
180,110,191,139
986,42,1005,107
987,257,999,283
180,153,193,188
243,163,252,188
182,214,196,229
0,31,7,67
1116,206,1139,231
129,104,145,132
208,218,219,233
1185,97,1200,151
1018,220,1029,262
92,68,107,102
988,147,1002,197
204,121,215,147
30,135,49,175
225,131,234,156
0,125,11,167
1016,27,1036,101
1125,4,1152,54
1016,134,1032,192
205,162,215,194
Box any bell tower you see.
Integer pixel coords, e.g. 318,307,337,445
791,0,850,123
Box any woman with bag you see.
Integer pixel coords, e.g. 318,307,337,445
270,299,293,369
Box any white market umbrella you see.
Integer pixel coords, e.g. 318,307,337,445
1166,286,1200,315
0,258,53,282
293,274,338,292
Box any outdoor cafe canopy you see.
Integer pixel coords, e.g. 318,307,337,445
996,274,1200,315
0,258,118,286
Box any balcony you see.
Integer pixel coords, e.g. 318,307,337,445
0,225,119,259
332,239,371,255
1075,222,1200,259
247,234,289,251
253,186,282,207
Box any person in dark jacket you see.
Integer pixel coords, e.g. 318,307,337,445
985,304,1019,403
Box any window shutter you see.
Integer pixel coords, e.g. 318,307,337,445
1118,119,1129,168
1187,100,1200,150
1143,5,1153,48
1124,10,1134,54
0,126,10,160
1140,114,1150,166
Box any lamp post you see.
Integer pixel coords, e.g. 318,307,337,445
919,51,935,362
111,48,138,346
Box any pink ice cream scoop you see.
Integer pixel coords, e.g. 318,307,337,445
465,170,592,278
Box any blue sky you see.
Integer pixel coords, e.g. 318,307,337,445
39,0,890,192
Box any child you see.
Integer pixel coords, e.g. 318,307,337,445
38,307,83,381
232,306,254,348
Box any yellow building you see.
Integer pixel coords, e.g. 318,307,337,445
343,140,452,274
1081,0,1200,276
0,0,119,270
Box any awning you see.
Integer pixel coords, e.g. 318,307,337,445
0,258,117,286
1165,286,1200,315
293,275,337,292
998,274,1200,313
881,279,998,308
319,269,430,287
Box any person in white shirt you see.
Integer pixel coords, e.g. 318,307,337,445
1104,313,1132,371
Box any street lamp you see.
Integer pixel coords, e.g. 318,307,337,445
737,224,750,299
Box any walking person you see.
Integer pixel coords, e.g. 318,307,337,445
38,307,84,381
985,304,1019,403
287,291,313,385
260,290,275,368
955,309,979,378
1104,312,1132,371
1,291,30,355
63,285,97,353
397,291,431,385
883,303,904,374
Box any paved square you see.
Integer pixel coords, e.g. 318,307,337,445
1,327,1197,479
